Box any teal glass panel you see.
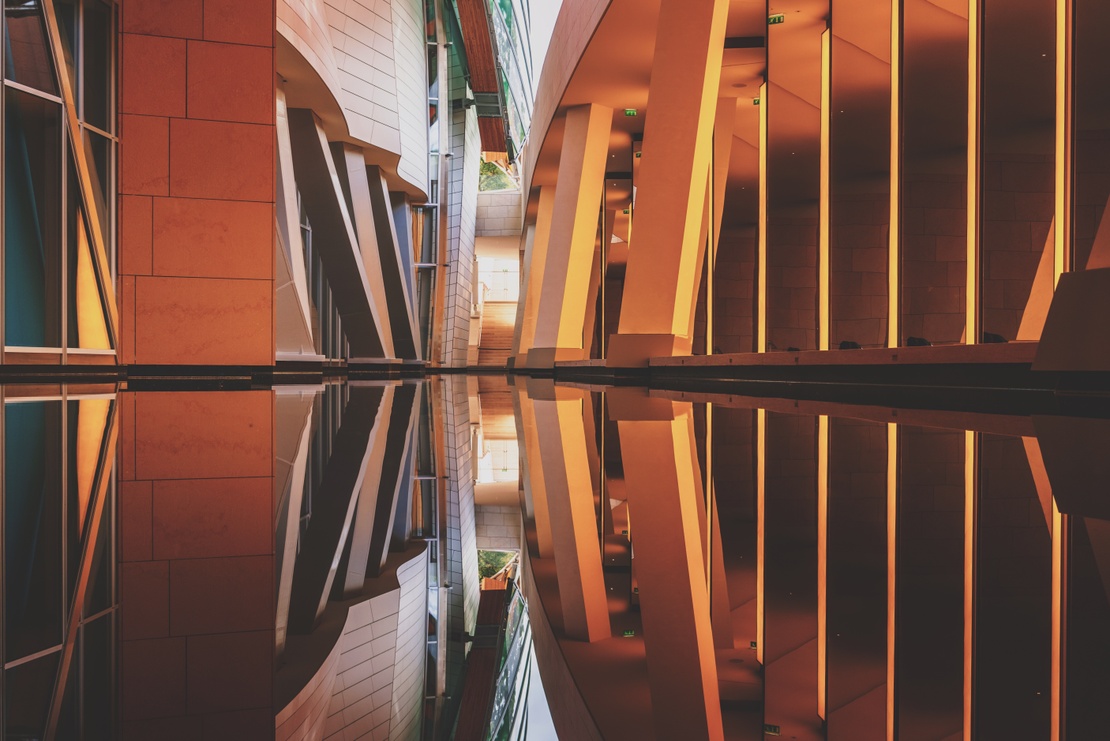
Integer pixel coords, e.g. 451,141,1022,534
4,401,64,661
3,0,59,94
4,86,62,348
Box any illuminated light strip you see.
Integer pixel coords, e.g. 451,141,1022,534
820,30,831,352
887,422,898,741
1051,500,1064,741
889,0,902,349
1054,0,1071,282
758,82,769,354
756,408,766,664
817,415,829,720
963,430,977,740
966,0,981,345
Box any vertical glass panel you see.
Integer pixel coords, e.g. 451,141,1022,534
900,0,969,346
5,400,64,661
81,616,116,740
4,652,61,739
1072,0,1110,271
978,0,1055,342
67,151,112,350
5,87,63,348
82,0,113,132
829,0,891,349
3,0,59,94
54,0,79,91
67,397,113,614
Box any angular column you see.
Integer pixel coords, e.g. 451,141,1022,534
609,0,729,366
582,210,616,357
528,381,610,641
527,104,613,368
514,186,555,365
287,109,388,358
612,390,724,740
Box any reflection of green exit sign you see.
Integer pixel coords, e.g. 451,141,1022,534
753,98,761,106
768,13,785,24
763,724,782,736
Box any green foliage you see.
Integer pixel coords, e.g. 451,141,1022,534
479,160,516,192
478,549,514,579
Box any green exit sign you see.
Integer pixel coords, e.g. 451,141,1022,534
634,151,642,158
622,629,636,638
753,97,761,106
622,208,630,215
768,13,785,24
624,108,638,117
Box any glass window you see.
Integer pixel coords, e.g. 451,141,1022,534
82,0,112,132
3,0,59,95
4,652,60,739
54,0,79,91
5,400,64,661
5,87,63,348
67,157,112,350
81,616,116,739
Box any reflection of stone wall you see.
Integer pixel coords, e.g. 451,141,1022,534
902,174,966,345
768,218,818,351
119,391,275,739
831,192,888,348
981,154,1053,340
1074,130,1110,271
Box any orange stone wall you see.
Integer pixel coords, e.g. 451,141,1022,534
118,0,276,365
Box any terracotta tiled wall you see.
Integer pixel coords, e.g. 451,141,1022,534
901,174,966,345
981,154,1053,341
118,0,275,365
831,191,888,348
117,390,275,739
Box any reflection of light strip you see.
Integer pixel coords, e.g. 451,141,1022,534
887,423,897,741
820,30,831,352
758,82,769,354
966,0,980,346
756,408,766,664
889,0,901,349
817,415,829,719
1050,501,1063,741
1054,0,1070,282
963,429,976,740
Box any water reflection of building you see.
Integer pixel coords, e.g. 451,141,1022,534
513,382,1110,740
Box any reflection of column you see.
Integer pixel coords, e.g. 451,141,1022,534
275,389,317,653
514,384,554,557
613,390,723,740
610,0,729,365
119,391,275,738
528,104,613,367
529,381,610,642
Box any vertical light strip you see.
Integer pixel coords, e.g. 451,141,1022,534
888,0,902,349
1054,0,1071,283
886,422,898,741
758,83,769,354
963,430,977,740
966,0,981,345
756,408,766,664
817,415,829,720
819,30,832,352
1050,501,1064,741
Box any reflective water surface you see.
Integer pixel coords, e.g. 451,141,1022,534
1,377,1108,740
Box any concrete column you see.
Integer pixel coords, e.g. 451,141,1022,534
609,0,729,366
529,382,611,642
527,104,613,368
612,390,724,740
515,187,556,364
